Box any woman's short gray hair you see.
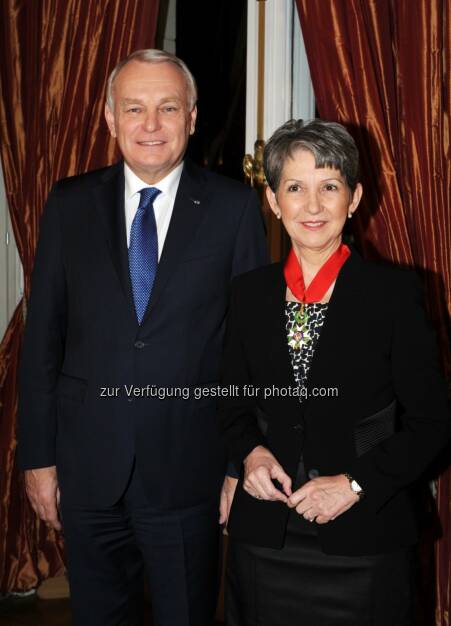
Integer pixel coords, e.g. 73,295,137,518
263,119,360,192
106,49,198,111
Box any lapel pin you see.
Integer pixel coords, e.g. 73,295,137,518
191,198,201,205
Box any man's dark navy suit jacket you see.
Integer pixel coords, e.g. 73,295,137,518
17,159,268,509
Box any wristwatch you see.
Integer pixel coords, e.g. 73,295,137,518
344,473,365,499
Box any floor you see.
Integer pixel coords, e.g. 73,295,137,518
0,597,73,626
0,596,223,626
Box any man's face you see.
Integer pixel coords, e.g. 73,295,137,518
105,60,197,184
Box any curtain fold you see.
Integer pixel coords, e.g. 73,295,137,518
295,1,450,624
0,0,159,591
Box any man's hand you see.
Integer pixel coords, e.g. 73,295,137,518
243,446,292,503
219,475,238,526
287,474,359,524
24,466,62,531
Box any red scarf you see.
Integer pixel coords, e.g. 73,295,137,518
284,244,350,303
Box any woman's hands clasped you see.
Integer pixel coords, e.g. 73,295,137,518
243,445,292,502
287,474,359,524
243,446,359,524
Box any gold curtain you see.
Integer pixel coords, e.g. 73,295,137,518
0,0,159,591
295,1,450,623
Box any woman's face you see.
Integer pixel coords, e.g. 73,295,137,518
266,149,362,257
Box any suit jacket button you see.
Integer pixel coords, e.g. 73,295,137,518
308,469,319,479
134,340,145,349
293,424,303,432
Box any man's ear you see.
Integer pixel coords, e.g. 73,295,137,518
105,104,117,138
189,105,197,135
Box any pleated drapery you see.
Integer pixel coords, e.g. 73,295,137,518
0,0,159,592
295,1,450,624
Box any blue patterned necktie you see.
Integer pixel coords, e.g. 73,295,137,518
128,187,161,324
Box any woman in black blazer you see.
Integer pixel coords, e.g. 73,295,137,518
219,119,450,626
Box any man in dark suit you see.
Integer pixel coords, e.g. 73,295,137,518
17,49,267,626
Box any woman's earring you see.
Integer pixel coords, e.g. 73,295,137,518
348,211,353,219
276,212,281,220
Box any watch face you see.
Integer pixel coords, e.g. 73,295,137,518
351,480,362,493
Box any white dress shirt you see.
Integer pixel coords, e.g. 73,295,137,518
124,162,184,260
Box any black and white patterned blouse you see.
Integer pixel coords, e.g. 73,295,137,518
285,302,328,401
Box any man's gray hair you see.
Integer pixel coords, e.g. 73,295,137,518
106,49,198,111
263,119,360,192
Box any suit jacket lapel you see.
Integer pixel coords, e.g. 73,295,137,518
260,264,302,428
141,160,208,325
304,248,365,408
93,162,137,326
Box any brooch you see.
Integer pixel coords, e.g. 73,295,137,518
287,303,311,350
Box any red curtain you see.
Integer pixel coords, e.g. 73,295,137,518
0,0,159,592
295,1,450,623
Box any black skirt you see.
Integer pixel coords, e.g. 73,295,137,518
225,463,414,626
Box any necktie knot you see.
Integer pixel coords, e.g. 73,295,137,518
138,187,161,210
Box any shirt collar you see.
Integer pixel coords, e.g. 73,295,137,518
124,161,184,201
